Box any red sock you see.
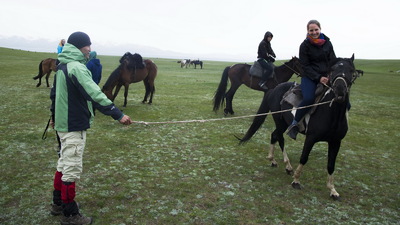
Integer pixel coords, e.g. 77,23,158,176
61,182,76,204
53,171,63,191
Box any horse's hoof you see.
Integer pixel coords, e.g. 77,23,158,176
291,182,301,190
285,169,293,175
36,84,40,87
330,195,341,201
271,163,278,167
223,109,229,116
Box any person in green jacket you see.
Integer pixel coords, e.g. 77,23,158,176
49,31,133,225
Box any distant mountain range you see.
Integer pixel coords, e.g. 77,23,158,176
0,35,252,62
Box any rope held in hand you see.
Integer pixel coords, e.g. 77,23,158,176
133,100,333,125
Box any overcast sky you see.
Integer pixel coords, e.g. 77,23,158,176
1,0,399,61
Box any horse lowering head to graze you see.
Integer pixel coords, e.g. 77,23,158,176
102,52,158,107
238,54,359,200
33,58,57,87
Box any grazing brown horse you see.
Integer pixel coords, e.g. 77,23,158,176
213,57,302,115
102,52,158,107
33,58,57,87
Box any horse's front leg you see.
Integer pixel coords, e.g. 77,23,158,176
113,84,122,102
327,140,341,200
292,138,315,189
123,84,129,107
292,164,304,189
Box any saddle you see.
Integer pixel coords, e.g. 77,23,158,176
249,60,275,78
281,83,329,133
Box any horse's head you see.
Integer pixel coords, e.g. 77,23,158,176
328,54,356,103
101,85,115,101
291,56,303,76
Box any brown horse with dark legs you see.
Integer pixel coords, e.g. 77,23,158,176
213,57,302,115
33,58,57,87
102,52,158,107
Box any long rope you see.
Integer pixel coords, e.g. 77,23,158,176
133,100,334,125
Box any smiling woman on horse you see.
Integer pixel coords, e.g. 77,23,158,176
287,20,337,140
257,31,276,90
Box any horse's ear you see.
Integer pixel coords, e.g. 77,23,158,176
351,54,355,62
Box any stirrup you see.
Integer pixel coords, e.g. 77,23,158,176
259,81,268,90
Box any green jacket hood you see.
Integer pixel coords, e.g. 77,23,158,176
58,43,88,64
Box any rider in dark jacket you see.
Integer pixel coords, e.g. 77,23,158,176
287,20,336,140
257,31,276,90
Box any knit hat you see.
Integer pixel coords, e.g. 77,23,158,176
67,31,91,49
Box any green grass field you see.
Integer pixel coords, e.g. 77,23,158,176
0,47,399,224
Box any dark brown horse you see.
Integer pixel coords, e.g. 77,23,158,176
102,52,158,107
33,58,57,87
213,57,302,115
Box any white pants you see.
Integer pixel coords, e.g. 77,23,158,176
57,131,86,182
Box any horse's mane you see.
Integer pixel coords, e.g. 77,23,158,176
102,64,122,91
120,52,144,70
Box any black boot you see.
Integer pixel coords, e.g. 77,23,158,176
51,190,62,216
60,201,92,225
287,123,299,140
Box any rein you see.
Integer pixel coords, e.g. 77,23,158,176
281,61,301,76
133,100,333,125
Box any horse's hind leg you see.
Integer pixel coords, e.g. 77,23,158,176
147,86,155,104
224,85,240,115
142,82,150,104
45,72,51,87
270,128,293,174
36,77,42,87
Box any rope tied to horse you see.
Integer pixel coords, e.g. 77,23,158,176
133,100,334,125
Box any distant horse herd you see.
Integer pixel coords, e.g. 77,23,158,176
177,59,203,69
33,52,364,199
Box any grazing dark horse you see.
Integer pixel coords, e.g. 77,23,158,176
102,52,158,107
213,57,302,115
191,60,203,69
33,58,57,87
238,55,360,199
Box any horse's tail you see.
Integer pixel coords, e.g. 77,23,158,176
102,65,122,92
237,91,271,144
212,66,230,112
33,60,44,80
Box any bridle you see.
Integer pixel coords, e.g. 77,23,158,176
327,61,356,103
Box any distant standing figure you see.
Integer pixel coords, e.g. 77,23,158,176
86,51,102,84
57,39,66,54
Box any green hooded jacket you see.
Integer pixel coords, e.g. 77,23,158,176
50,43,123,132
